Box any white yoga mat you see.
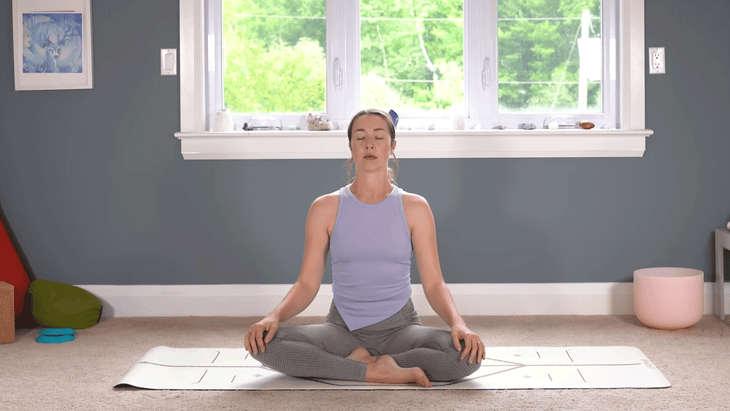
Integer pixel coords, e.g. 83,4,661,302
115,346,671,390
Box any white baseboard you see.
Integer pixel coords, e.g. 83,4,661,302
76,283,729,318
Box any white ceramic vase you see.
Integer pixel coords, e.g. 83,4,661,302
450,104,465,130
212,109,234,132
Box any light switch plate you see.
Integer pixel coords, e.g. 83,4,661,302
161,49,177,76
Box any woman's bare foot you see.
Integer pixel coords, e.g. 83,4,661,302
347,347,378,364
366,355,432,388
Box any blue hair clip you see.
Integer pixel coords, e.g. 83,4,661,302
389,109,399,128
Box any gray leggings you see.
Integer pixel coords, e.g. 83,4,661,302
252,299,480,382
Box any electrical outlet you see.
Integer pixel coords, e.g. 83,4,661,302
648,47,665,74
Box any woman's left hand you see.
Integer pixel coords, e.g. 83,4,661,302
451,324,486,365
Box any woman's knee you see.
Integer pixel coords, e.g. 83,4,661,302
451,353,481,380
438,342,481,380
249,337,282,368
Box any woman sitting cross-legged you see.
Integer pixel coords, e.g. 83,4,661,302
244,108,485,387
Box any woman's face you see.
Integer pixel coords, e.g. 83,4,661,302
350,114,395,168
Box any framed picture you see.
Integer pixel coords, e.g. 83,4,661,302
12,0,93,91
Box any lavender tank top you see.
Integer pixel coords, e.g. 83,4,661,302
329,184,413,331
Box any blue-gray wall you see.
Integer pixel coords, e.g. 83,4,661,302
1,0,728,285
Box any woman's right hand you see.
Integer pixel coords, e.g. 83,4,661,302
244,316,279,355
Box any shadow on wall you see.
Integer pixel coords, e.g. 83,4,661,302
710,230,730,283
610,282,636,316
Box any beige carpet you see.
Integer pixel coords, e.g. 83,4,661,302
1,314,728,411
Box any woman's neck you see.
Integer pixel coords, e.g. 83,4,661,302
350,178,392,203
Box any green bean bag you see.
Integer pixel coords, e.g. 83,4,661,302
29,280,102,329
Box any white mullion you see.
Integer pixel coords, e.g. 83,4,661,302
464,0,494,123
487,0,498,122
603,0,618,128
326,0,359,127
620,0,645,130
205,0,223,131
347,0,361,121
180,0,206,133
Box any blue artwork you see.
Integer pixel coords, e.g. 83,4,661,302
22,13,83,74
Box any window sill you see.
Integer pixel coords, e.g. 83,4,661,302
174,129,653,159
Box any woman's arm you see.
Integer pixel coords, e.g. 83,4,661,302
410,195,486,364
421,281,466,329
244,196,332,354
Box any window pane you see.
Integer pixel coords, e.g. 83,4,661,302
360,0,463,116
498,0,602,113
222,0,326,114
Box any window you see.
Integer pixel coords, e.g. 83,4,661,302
494,0,617,126
207,0,616,130
216,1,326,117
358,1,465,121
177,0,651,159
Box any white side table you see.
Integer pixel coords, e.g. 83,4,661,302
715,228,729,320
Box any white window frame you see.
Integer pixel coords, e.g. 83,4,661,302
176,0,652,159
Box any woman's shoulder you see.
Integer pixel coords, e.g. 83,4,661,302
312,189,341,216
399,188,427,206
319,188,341,203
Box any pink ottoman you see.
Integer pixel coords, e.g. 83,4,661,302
634,267,704,330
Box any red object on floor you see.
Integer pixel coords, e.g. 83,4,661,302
0,217,30,318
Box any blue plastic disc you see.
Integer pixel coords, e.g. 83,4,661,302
36,334,75,344
39,328,77,336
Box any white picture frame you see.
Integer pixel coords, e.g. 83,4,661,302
12,0,93,91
